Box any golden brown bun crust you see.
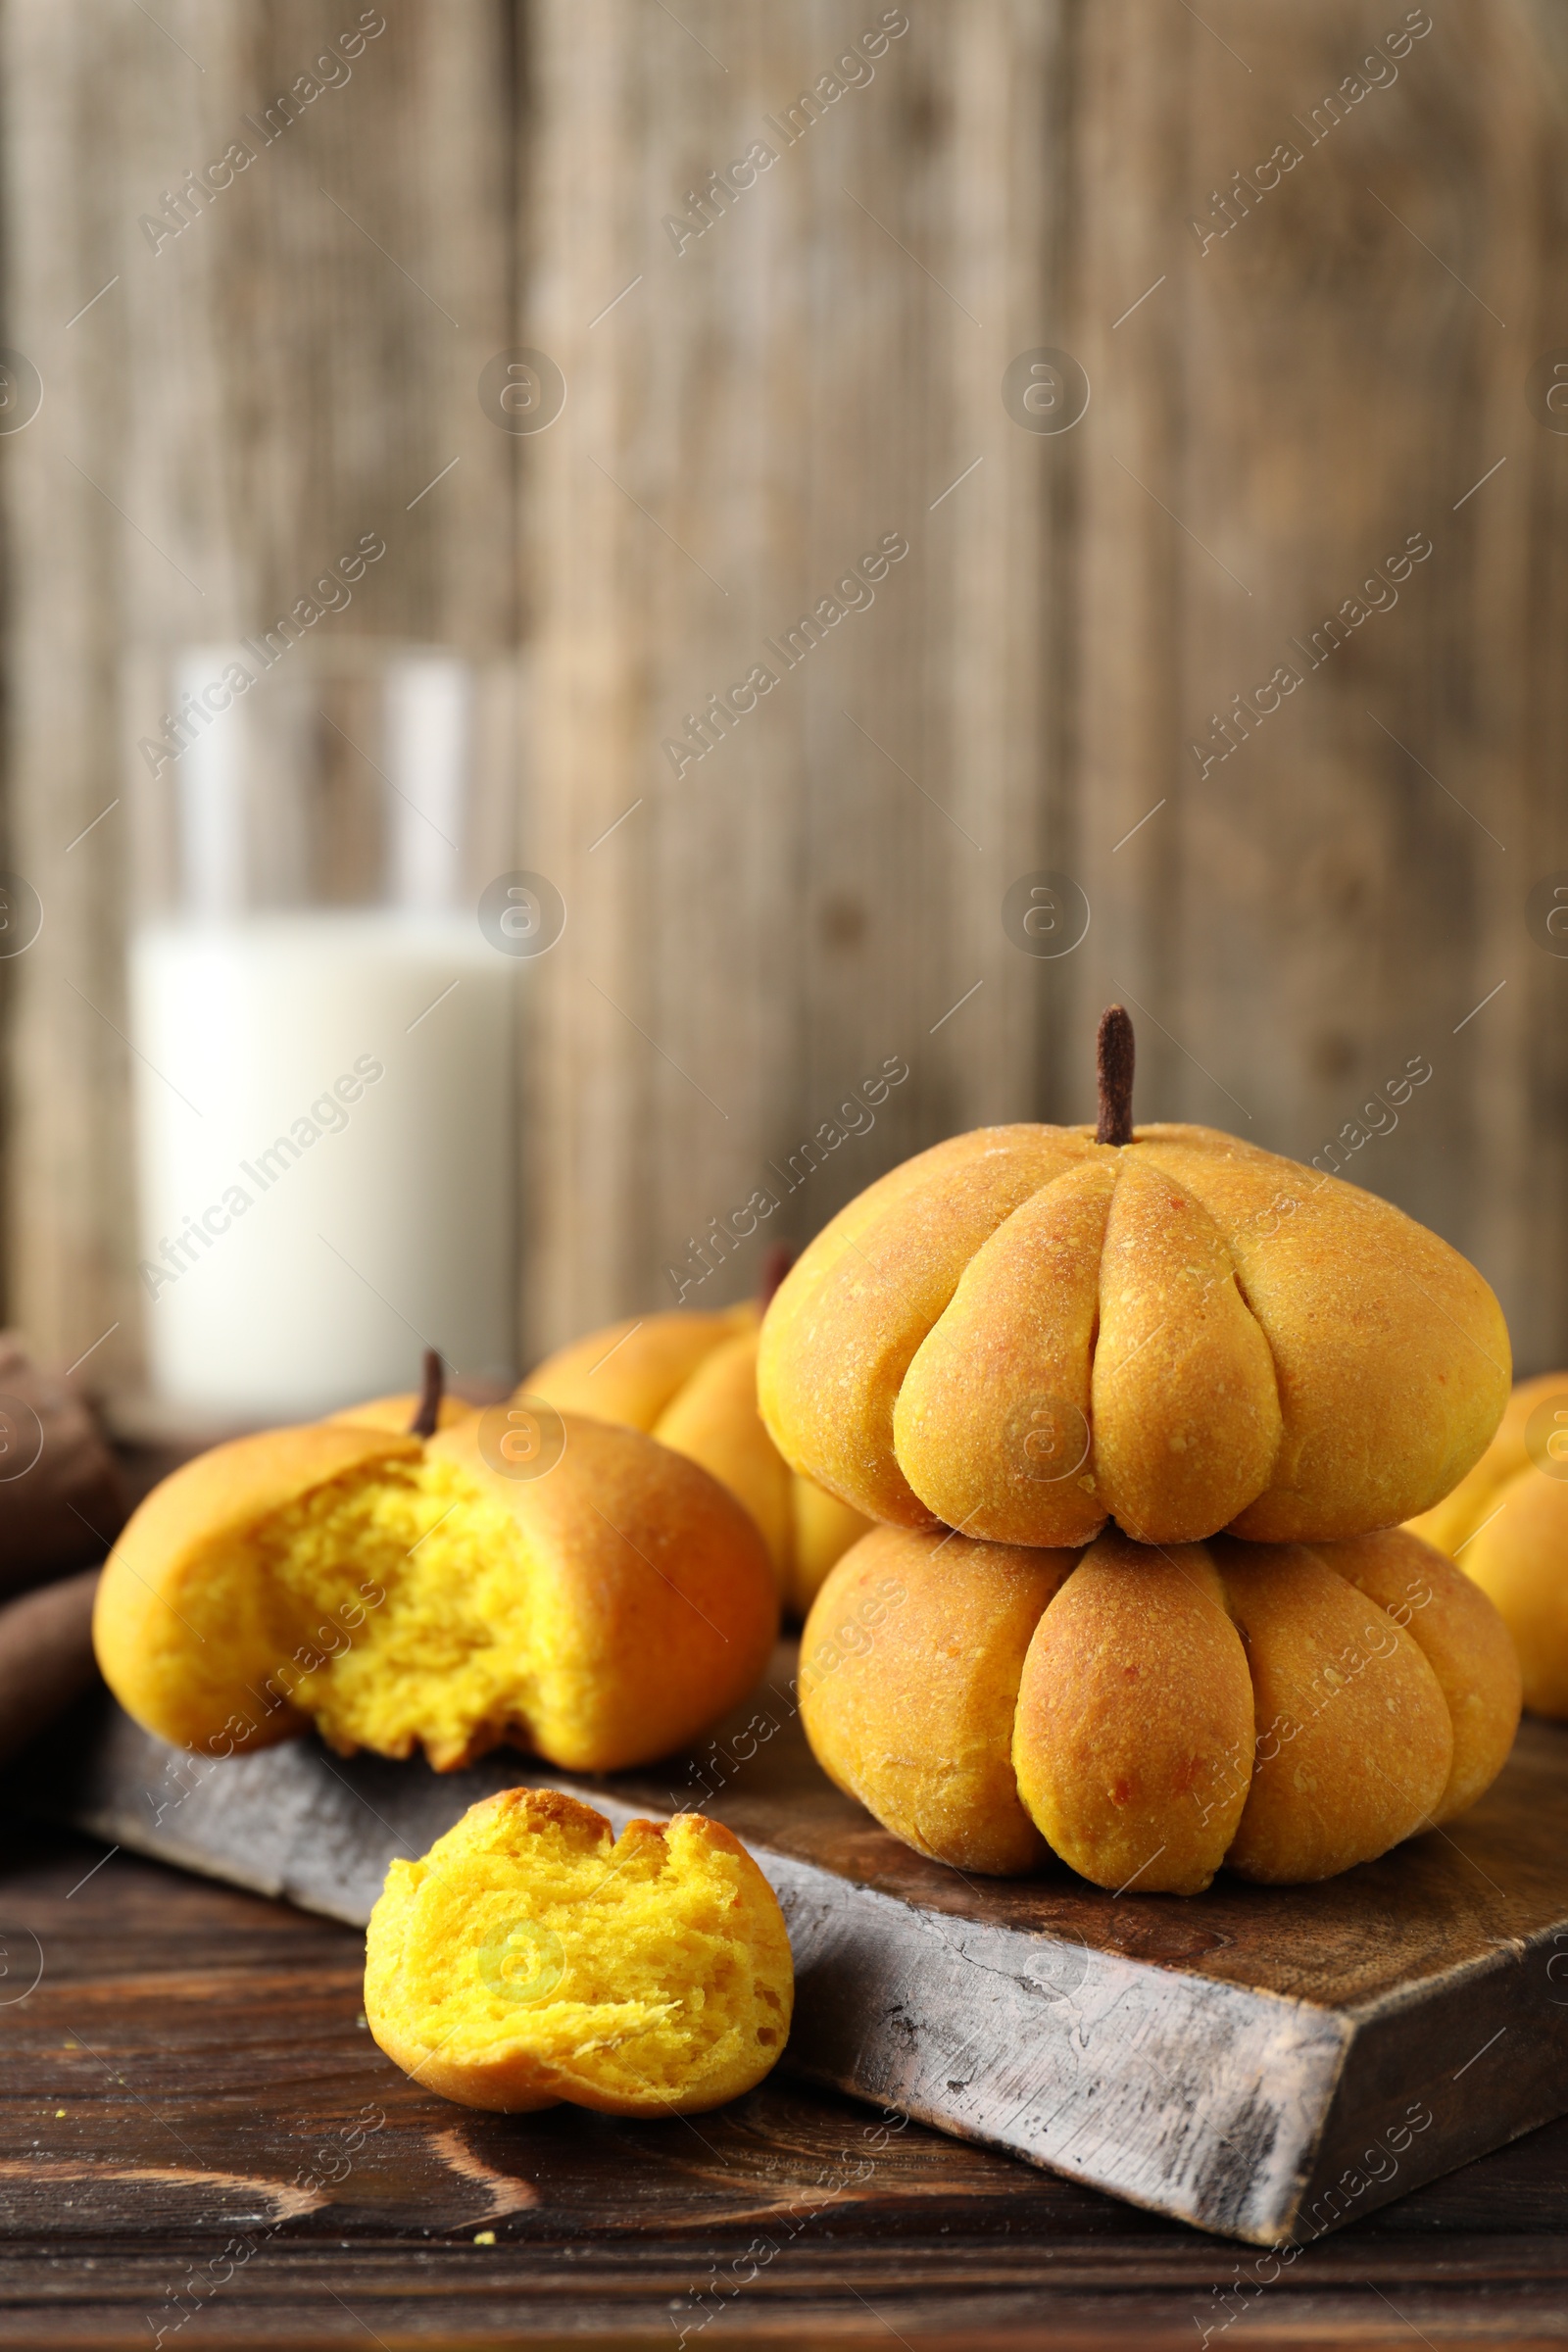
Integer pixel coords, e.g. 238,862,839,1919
800,1528,1072,1875
92,1425,421,1752
1459,1470,1568,1718
365,1787,794,2116
525,1305,869,1612
1143,1134,1509,1542
1317,1528,1521,1819
426,1414,778,1772
1212,1539,1452,1883
760,1121,1510,1547
891,1158,1112,1549
1012,1533,1253,1896
760,1127,1097,1529
1406,1373,1568,1720
789,1478,874,1617
802,1522,1520,1892
526,1308,753,1432
651,1327,794,1582
94,1414,777,1776
1405,1369,1563,1559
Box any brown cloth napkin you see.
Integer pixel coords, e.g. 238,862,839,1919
0,1332,126,1595
0,1569,101,1768
0,1332,128,1766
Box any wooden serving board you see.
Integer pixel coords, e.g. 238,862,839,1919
12,1644,1568,2249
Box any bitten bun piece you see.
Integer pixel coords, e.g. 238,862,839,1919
93,1407,777,1775
524,1282,869,1616
801,1522,1520,1894
760,1010,1510,1549
365,1788,793,2115
1408,1370,1568,1717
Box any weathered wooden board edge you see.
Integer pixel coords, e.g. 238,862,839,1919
769,1845,1352,2244
18,1696,1568,2245
1298,1922,1568,2242
18,1715,1342,2244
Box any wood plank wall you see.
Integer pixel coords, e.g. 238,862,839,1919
2,0,1567,1395
1062,0,1568,1373
0,0,517,1390
520,0,1062,1348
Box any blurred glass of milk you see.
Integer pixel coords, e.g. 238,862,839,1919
129,644,517,1420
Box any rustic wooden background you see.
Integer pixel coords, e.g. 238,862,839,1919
3,0,1567,1393
6,1822,1568,2342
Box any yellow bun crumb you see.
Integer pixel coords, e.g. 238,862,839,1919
760,1124,1509,1547
801,1522,1520,1894
93,1414,777,1774
1408,1371,1568,1716
365,1788,793,2115
525,1305,870,1616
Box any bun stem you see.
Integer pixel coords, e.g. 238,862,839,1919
1096,1005,1136,1147
410,1348,445,1439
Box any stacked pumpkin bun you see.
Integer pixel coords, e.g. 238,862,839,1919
93,1353,778,1776
767,1008,1523,1895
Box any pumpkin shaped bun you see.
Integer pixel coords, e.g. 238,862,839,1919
1408,1371,1568,1719
760,1010,1510,1550
524,1261,870,1617
803,1521,1520,1893
366,1788,793,2115
93,1361,777,1775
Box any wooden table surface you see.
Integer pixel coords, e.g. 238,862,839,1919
2,1826,1566,2349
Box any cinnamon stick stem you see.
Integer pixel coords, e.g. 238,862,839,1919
410,1349,445,1440
1096,1005,1136,1147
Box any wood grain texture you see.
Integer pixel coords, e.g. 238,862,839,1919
1,1823,1568,2345
1062,0,1568,1368
17,1647,1568,2246
5,0,1568,1387
519,0,1062,1356
0,0,517,1377
519,0,1568,1365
